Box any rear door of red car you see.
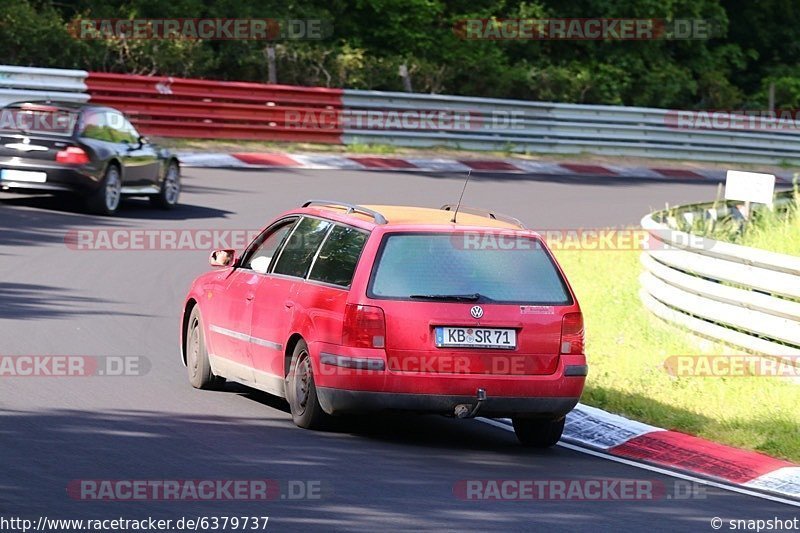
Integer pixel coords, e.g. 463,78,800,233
249,216,333,389
291,222,370,345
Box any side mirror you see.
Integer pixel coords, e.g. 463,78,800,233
124,136,145,150
210,249,235,267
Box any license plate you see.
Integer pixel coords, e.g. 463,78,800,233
435,327,516,349
0,169,46,183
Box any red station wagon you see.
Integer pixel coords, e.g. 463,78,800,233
180,201,586,447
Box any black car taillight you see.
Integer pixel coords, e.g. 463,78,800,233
56,146,89,165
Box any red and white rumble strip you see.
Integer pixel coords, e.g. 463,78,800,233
496,404,799,501
177,152,794,182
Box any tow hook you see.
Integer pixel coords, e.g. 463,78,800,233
454,388,487,418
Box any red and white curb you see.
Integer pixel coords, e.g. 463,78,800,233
178,152,794,182
483,404,799,503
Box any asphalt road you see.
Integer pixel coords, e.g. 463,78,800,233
0,168,796,532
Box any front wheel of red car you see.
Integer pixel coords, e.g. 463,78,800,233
185,306,224,390
512,417,565,448
286,340,329,429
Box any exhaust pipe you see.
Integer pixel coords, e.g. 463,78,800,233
454,388,487,418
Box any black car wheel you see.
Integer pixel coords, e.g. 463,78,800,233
85,164,122,215
150,160,180,209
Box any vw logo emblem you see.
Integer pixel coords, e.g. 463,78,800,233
470,306,484,319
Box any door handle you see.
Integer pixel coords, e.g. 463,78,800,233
245,293,255,301
284,300,294,308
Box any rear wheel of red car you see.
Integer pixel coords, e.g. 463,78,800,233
512,417,565,448
185,306,224,389
286,340,329,429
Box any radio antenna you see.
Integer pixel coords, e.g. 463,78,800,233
451,170,472,223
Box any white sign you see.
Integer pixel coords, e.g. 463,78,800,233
724,170,776,205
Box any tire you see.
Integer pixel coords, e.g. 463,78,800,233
512,417,565,448
150,160,180,209
85,164,122,215
185,306,224,389
286,340,329,429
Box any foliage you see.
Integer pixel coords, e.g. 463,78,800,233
4,0,800,109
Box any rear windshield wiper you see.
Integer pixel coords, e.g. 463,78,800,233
410,293,486,302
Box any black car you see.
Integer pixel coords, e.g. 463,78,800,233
0,101,180,215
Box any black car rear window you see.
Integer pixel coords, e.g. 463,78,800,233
0,104,78,137
369,233,571,304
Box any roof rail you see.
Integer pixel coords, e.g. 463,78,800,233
440,205,525,229
302,200,387,224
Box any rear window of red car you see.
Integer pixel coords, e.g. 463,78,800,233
368,232,571,304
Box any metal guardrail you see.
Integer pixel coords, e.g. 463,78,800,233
0,67,768,162
86,73,343,143
0,65,89,106
639,191,800,357
343,90,800,165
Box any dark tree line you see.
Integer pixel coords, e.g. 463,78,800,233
2,0,799,109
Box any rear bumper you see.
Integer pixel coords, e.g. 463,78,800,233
316,388,580,417
310,341,586,417
0,158,101,194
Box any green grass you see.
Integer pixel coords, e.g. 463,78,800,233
730,201,800,255
670,189,800,255
553,247,800,462
344,142,398,154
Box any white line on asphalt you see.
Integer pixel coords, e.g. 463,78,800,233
477,417,800,508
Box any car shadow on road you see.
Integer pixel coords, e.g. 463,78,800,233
0,403,784,532
228,381,523,451
0,282,148,320
0,407,469,532
0,194,232,221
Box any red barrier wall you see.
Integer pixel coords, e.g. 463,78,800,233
86,72,343,143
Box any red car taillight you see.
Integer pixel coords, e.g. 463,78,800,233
56,146,89,165
342,304,386,348
560,312,584,354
